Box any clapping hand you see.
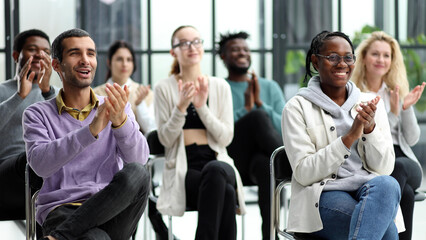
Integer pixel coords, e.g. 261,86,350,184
343,96,380,148
193,75,209,108
402,82,425,111
134,85,151,106
177,79,196,113
89,83,130,137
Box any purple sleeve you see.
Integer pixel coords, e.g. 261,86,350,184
23,106,97,177
113,103,149,165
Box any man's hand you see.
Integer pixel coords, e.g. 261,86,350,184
89,102,110,137
244,74,255,111
105,83,130,127
193,75,209,108
403,82,425,111
251,72,263,108
134,85,150,106
17,56,36,99
177,79,196,113
37,51,53,93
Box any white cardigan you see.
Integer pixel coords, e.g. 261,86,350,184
282,92,404,233
153,75,246,216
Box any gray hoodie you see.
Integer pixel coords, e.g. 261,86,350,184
297,76,375,192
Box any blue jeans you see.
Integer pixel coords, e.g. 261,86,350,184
310,176,401,240
42,162,150,240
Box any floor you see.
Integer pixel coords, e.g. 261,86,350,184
2,177,426,240
2,188,426,240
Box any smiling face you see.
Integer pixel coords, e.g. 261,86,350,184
53,36,97,89
13,36,51,79
110,47,134,83
363,40,392,80
170,27,204,67
312,36,354,92
221,38,251,74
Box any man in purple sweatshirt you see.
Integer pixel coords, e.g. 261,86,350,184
23,28,150,240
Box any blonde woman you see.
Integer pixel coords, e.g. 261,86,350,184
352,31,424,240
153,25,245,240
94,40,156,134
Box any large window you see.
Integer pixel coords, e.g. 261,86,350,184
17,0,77,87
2,0,425,95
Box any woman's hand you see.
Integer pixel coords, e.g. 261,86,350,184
177,79,196,113
193,75,209,108
134,85,150,106
342,96,380,148
402,82,425,111
389,85,400,116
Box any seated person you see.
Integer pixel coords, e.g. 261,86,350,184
153,25,246,240
0,29,55,221
281,30,403,239
352,31,424,240
218,31,286,240
94,40,156,135
23,28,150,240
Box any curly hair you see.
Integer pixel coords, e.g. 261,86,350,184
304,31,354,82
13,29,50,53
217,31,250,55
352,31,409,98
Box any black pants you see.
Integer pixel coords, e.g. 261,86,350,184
43,163,150,240
391,145,422,240
186,160,237,240
0,152,28,220
226,109,285,240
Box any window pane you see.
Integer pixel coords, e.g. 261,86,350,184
340,0,374,37
19,0,76,88
151,54,175,87
0,53,5,83
216,0,262,49
0,1,4,48
151,0,212,50
20,0,76,40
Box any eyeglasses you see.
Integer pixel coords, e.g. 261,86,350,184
172,39,204,50
315,53,356,66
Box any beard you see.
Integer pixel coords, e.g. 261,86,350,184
227,63,250,75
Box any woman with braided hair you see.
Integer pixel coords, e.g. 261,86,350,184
282,30,404,239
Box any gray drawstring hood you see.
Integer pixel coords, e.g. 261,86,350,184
297,76,375,192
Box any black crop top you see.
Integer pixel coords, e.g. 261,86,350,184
183,103,206,129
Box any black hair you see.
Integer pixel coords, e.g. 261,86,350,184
304,30,354,82
52,28,92,62
217,31,250,55
13,29,50,53
105,40,137,81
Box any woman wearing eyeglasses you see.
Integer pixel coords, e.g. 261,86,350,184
282,31,403,239
94,40,156,135
153,25,246,240
352,31,424,240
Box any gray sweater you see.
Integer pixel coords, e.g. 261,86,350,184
0,79,56,161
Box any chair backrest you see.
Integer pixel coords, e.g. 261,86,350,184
270,146,295,240
25,163,42,240
146,130,165,155
272,146,292,182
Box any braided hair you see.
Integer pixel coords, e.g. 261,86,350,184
304,31,354,82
